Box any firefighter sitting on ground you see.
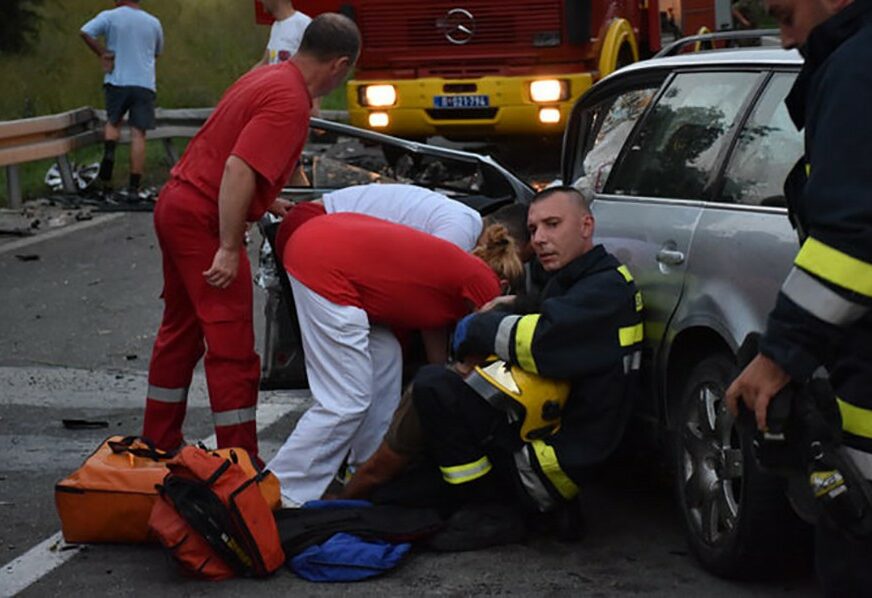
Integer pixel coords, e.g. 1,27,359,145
339,186,644,546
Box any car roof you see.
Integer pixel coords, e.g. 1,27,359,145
614,46,803,78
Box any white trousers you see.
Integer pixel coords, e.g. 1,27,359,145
267,275,402,505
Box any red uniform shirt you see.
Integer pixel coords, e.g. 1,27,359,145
275,201,327,259
170,61,311,221
286,213,501,329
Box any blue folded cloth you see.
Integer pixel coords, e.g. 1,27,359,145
290,532,411,582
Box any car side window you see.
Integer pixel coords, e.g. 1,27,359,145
719,73,802,207
605,71,761,200
570,87,658,194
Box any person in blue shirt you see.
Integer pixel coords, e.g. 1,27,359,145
81,0,163,201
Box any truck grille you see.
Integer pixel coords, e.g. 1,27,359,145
358,0,562,50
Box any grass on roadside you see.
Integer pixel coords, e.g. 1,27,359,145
320,84,348,111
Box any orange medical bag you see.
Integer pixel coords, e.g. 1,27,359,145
55,435,279,543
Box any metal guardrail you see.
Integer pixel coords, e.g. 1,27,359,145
1,108,101,207
0,107,349,208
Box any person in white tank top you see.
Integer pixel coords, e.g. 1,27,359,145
252,0,312,68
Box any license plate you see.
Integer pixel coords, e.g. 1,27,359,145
433,94,490,109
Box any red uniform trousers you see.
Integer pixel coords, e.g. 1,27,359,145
143,180,261,458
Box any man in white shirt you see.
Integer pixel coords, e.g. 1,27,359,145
323,184,484,251
274,184,487,260
254,0,312,67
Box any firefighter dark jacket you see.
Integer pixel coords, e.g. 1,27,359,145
761,0,872,459
462,244,644,487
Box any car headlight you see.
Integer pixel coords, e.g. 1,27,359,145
359,84,397,107
529,79,568,103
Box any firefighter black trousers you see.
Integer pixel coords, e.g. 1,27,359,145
412,365,530,509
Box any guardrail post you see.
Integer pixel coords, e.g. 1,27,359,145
162,138,179,165
56,154,76,193
5,165,22,209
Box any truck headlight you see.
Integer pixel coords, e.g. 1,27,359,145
359,85,397,107
368,112,390,128
538,107,561,124
529,79,568,103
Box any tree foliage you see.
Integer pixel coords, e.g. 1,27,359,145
0,0,44,53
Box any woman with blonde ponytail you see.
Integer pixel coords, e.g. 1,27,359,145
472,223,524,294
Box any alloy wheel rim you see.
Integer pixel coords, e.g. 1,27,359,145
679,381,743,546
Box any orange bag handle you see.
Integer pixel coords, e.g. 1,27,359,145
108,436,176,461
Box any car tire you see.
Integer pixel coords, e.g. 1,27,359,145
672,353,808,579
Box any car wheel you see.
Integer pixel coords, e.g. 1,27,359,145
673,353,807,579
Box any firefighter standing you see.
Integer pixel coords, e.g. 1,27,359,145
142,14,360,461
373,186,643,538
726,0,872,593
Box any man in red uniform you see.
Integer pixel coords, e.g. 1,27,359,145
142,14,361,461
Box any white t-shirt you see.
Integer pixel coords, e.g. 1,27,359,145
266,11,312,64
323,184,484,251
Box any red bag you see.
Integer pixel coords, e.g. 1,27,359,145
148,446,285,580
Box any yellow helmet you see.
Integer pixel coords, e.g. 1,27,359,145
465,359,570,442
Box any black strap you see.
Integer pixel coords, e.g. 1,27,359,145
204,458,232,487
108,435,175,461
162,475,254,576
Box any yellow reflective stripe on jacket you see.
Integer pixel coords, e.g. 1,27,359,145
514,314,541,374
439,456,492,485
619,323,644,347
617,265,634,282
837,398,872,440
530,440,578,500
795,237,872,298
616,265,643,311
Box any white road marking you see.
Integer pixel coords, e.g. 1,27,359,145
0,532,71,598
0,213,124,257
0,393,306,596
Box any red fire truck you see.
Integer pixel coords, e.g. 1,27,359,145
255,1,716,138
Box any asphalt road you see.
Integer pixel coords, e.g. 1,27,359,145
0,212,819,596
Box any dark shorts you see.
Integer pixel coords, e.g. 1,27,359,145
104,84,156,130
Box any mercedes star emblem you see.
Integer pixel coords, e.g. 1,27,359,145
437,8,476,45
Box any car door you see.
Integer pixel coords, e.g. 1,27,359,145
674,70,803,358
565,68,768,418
